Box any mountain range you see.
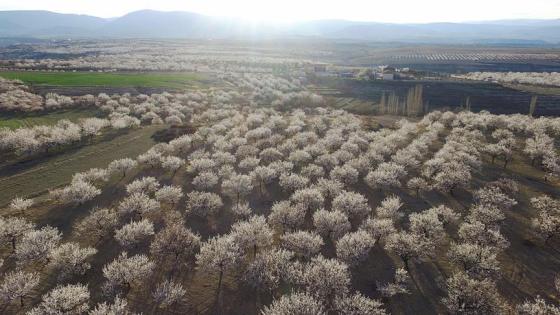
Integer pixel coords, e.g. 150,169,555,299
1,10,559,43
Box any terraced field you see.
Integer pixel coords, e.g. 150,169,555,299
0,71,207,89
0,108,101,129
315,78,560,116
0,124,164,206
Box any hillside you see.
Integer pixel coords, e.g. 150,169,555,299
0,10,559,43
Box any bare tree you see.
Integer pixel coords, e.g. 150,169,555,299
51,179,101,205
336,230,375,266
407,177,429,197
300,256,350,306
261,292,325,315
267,201,304,233
28,284,90,315
0,270,40,308
239,156,261,173
290,188,324,213
385,231,430,270
102,252,155,297
448,242,500,280
150,223,201,274
466,205,506,228
474,187,517,212
195,235,242,309
222,174,254,206
0,216,35,251
517,297,560,315
409,210,447,246
108,158,138,178
281,231,324,260
89,297,133,315
184,191,223,217
152,280,186,310
334,293,387,315
115,220,155,249
443,272,506,315
16,226,61,266
279,173,309,193
332,191,371,220
76,208,118,245
155,185,183,206
378,268,410,298
251,166,277,195
300,164,325,182
432,162,471,195
48,242,97,281
259,147,284,164
118,193,160,220
244,249,294,307
524,132,554,166
330,165,359,187
360,218,396,244
375,195,404,221
458,221,509,250
137,149,162,168
193,171,220,191
231,215,274,258
531,195,560,243
126,177,160,195
366,162,406,190
9,197,33,215
312,209,351,241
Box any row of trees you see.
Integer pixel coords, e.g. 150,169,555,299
457,71,560,87
0,117,137,157
7,40,310,74
1,104,559,314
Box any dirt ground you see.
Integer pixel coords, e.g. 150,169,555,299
1,116,559,315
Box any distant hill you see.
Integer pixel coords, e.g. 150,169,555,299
0,11,107,37
1,10,559,43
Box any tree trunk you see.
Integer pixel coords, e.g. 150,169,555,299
255,287,261,313
403,258,423,295
124,282,131,297
216,270,224,314
151,302,160,314
169,254,181,279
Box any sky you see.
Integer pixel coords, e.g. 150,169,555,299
1,0,559,23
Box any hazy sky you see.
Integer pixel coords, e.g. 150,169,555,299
1,0,559,23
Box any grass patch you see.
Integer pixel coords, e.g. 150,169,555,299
0,108,101,129
0,71,206,89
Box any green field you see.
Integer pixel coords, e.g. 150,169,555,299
0,71,206,89
0,108,101,129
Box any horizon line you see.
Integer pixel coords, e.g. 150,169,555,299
1,8,559,25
